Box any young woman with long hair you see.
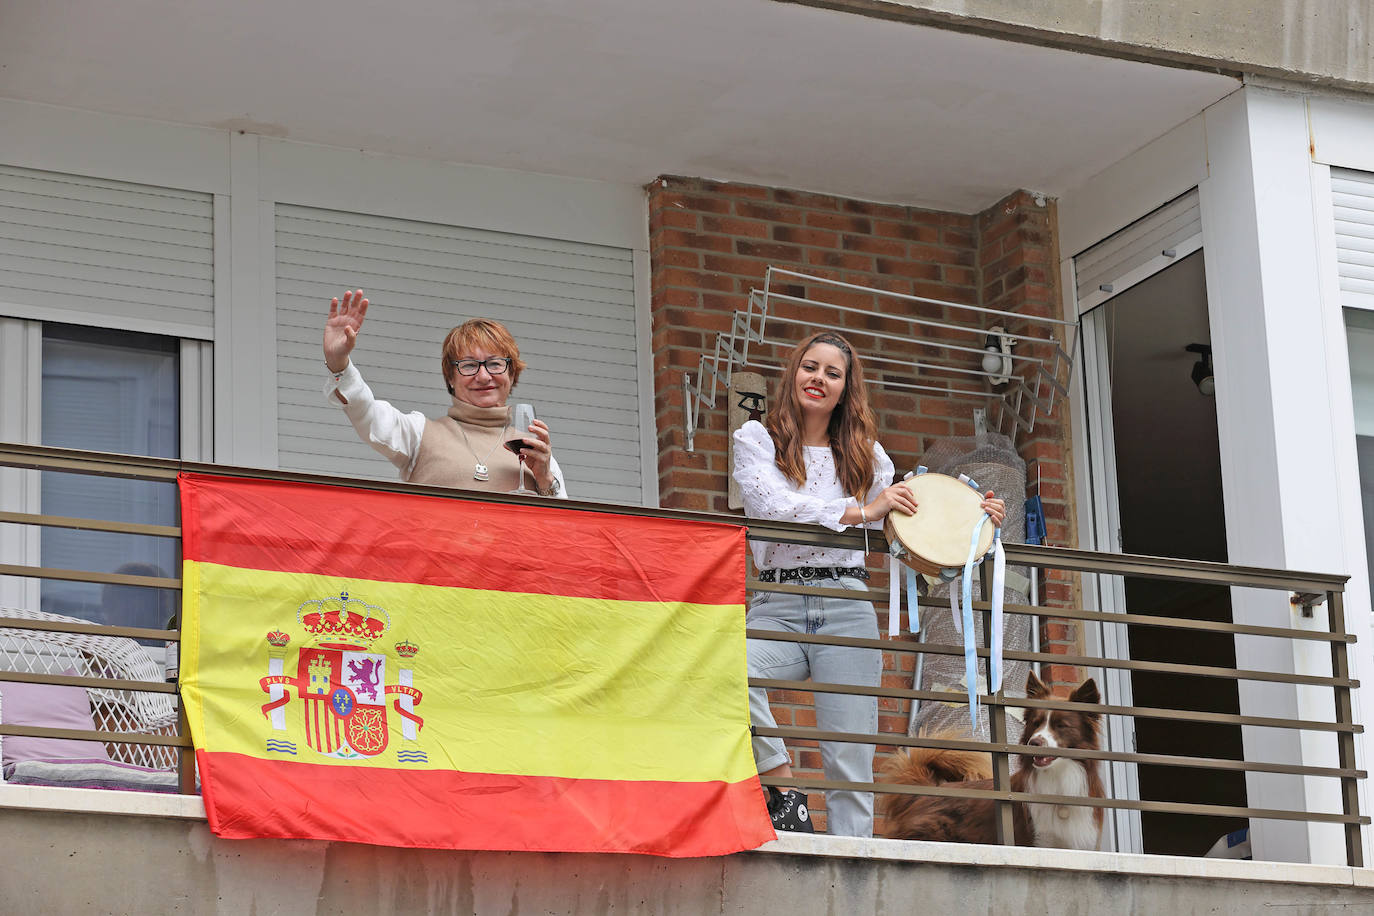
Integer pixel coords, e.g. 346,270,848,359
732,331,1004,837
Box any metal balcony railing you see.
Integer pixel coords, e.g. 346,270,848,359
0,442,1365,865
746,536,1365,865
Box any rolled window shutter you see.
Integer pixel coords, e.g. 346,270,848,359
0,164,214,336
1074,189,1200,310
274,204,642,505
1333,168,1374,309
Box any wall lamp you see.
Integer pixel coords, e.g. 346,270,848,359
1186,343,1214,396
982,326,1014,387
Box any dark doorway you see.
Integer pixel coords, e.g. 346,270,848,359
1098,251,1248,855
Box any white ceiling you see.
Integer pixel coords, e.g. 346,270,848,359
0,0,1240,213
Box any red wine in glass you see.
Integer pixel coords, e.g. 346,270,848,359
508,403,537,494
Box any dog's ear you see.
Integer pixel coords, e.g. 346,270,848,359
1026,669,1050,699
1070,678,1100,709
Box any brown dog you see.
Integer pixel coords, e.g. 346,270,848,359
881,671,1104,849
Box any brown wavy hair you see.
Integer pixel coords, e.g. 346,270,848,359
764,331,877,500
440,318,527,395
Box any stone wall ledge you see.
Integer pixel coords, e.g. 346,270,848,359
758,832,1372,887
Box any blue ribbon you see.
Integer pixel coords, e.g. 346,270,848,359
905,565,919,634
989,527,1003,696
960,514,988,732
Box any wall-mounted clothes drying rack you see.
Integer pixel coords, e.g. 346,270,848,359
682,267,1078,451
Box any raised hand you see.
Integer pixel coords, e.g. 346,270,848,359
324,289,369,373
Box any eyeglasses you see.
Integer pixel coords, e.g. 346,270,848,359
450,357,513,377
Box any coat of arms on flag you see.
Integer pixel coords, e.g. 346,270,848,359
177,472,773,856
258,592,424,762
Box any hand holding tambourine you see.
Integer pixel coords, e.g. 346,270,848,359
885,473,1005,576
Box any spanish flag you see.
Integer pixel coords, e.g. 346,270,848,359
178,473,772,856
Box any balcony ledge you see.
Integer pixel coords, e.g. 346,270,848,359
0,783,205,820
0,783,1365,890
757,833,1373,887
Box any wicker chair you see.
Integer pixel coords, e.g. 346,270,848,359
0,606,178,771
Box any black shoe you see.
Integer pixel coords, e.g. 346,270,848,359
766,787,815,833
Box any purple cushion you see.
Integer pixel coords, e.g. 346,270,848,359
4,758,179,793
2,671,110,767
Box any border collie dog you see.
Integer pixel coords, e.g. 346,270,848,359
881,671,1104,849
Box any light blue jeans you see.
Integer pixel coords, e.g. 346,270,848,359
747,575,880,837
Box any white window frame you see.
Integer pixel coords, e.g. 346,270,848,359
1068,214,1206,857
0,319,212,614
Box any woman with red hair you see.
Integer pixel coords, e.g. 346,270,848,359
322,289,565,497
733,331,1002,836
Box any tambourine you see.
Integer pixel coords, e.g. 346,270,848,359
883,468,1005,732
884,472,995,577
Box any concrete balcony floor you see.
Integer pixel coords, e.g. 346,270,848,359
1,788,1371,915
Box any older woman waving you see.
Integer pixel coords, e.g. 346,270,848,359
323,289,566,497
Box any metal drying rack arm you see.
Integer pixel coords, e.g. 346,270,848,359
683,267,1079,452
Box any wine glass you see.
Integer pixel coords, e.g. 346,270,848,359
506,403,537,495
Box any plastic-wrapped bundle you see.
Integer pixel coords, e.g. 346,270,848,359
905,432,1032,743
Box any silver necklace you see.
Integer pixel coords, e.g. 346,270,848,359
456,421,509,482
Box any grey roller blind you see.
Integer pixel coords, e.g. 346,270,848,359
1333,168,1374,309
1074,189,1200,309
275,204,642,504
0,164,214,335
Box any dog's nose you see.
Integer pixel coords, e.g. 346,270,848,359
1027,736,1046,747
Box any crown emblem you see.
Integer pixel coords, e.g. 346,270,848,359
266,630,291,647
394,640,419,659
297,590,391,646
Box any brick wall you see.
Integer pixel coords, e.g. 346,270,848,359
976,190,1080,683
647,177,1076,562
649,177,983,509
646,176,1081,831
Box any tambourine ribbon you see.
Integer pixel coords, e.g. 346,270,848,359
887,557,922,638
956,517,1005,732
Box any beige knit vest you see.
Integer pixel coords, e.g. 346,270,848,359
409,402,519,492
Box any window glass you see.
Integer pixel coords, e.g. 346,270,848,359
1345,310,1374,605
40,324,179,633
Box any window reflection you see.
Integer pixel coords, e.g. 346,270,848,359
39,325,180,634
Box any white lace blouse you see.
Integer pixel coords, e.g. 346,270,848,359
732,420,894,570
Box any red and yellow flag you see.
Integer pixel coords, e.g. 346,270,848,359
178,473,772,856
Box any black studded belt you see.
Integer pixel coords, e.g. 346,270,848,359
756,566,870,583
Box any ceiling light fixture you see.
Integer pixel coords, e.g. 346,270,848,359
1185,343,1214,396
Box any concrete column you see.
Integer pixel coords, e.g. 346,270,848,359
214,132,279,469
1199,85,1345,864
